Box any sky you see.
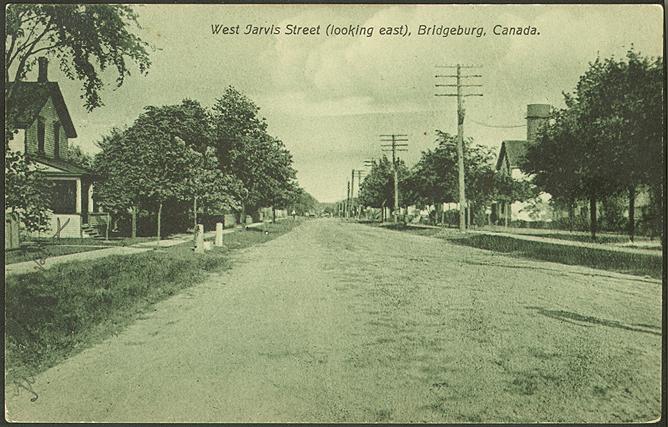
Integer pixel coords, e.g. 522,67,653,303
32,4,664,203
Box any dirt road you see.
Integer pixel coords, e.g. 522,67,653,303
5,219,662,423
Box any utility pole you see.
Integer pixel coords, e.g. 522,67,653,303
362,159,374,220
435,64,483,231
381,134,408,223
350,169,356,218
346,180,351,219
354,169,366,219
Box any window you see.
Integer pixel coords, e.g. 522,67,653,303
53,122,61,159
51,180,77,214
37,118,45,153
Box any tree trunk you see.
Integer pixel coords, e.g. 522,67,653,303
193,196,198,230
105,212,110,241
628,185,635,242
131,205,138,239
240,202,246,230
156,201,163,243
589,195,597,240
272,206,276,223
568,200,575,232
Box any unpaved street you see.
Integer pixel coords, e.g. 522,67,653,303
5,219,662,423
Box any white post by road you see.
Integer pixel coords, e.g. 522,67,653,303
215,222,223,246
195,224,205,253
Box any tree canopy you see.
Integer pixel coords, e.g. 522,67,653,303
524,48,664,238
358,156,410,209
5,4,151,111
210,87,297,217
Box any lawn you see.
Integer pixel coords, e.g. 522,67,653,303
374,223,663,279
5,219,302,384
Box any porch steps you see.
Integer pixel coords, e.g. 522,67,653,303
81,223,104,240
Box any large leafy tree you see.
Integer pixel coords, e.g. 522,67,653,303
210,87,297,223
5,150,52,232
95,107,205,240
66,144,95,170
359,155,410,212
573,49,664,240
286,187,319,216
525,49,664,240
5,4,151,110
186,147,243,228
5,4,151,234
524,107,584,230
94,128,146,238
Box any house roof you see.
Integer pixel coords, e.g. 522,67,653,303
30,154,92,177
7,81,77,138
496,140,528,171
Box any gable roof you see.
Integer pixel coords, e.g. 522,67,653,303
30,154,92,177
7,81,77,138
496,140,528,171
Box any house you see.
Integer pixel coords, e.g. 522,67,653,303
7,57,101,238
493,104,554,225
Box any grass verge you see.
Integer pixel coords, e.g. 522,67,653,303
5,219,302,384
376,223,663,279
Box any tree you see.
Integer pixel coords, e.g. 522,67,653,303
524,107,584,231
210,87,297,225
186,147,243,228
94,109,203,241
359,156,409,216
93,128,144,238
524,49,664,240
4,150,52,233
572,48,664,241
287,188,318,216
66,144,95,170
211,86,268,167
5,4,151,111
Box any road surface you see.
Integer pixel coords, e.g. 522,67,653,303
5,219,662,423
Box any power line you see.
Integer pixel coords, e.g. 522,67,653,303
468,118,525,128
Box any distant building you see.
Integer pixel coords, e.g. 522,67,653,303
7,57,99,238
493,104,553,225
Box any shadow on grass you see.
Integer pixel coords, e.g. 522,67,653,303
446,234,662,280
526,306,661,336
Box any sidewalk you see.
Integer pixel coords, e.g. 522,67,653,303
5,221,269,277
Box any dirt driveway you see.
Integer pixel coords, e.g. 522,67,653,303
5,219,662,423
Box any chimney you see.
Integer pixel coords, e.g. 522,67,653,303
37,57,48,82
526,104,551,144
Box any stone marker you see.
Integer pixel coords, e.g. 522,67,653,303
215,222,223,246
195,224,205,253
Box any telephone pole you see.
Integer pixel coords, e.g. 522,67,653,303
381,134,408,223
435,64,483,231
346,180,351,219
350,169,356,218
354,169,366,219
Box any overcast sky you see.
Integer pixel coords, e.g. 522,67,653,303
38,4,663,203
